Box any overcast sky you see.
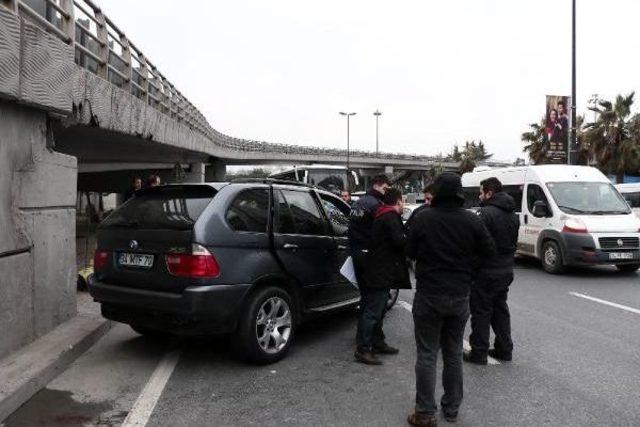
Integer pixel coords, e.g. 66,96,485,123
103,0,640,161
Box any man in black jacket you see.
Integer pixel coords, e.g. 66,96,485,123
348,174,391,365
465,177,519,365
407,172,495,427
356,188,412,365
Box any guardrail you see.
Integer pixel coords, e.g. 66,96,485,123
5,0,211,135
3,0,448,164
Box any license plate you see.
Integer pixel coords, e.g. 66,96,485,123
609,252,634,260
119,252,154,268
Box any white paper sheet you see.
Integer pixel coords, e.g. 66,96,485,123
340,256,358,288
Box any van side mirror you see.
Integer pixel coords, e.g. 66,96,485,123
532,200,549,218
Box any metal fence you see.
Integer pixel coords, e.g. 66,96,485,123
5,0,443,163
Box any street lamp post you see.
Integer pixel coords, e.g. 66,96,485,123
570,0,576,165
339,112,356,172
373,110,382,154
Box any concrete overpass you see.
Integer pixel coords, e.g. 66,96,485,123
0,0,455,359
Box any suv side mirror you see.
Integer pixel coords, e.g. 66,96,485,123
532,200,549,218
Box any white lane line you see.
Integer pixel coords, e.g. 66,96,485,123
122,349,182,427
570,292,640,315
397,300,500,365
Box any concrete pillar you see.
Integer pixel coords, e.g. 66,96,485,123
384,165,394,174
184,162,205,183
205,160,227,182
0,101,77,359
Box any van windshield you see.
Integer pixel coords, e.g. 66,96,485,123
546,182,631,215
100,186,217,230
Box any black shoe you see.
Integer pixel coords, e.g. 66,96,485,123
488,348,512,361
373,343,400,355
354,349,383,365
463,351,487,365
407,412,437,427
442,409,457,423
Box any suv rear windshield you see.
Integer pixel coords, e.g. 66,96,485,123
101,186,217,230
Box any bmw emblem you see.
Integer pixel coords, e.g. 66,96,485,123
129,240,139,250
617,239,624,247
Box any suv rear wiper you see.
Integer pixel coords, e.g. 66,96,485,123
557,205,588,214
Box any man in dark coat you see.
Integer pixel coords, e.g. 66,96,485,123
355,188,412,364
465,177,519,365
348,174,393,365
407,172,495,427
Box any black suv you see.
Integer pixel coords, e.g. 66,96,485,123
89,180,360,363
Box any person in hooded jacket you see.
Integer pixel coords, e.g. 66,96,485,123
465,177,519,365
353,188,412,365
406,172,495,427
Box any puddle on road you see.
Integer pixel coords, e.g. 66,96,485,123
3,388,128,427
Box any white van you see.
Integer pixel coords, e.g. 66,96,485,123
462,165,640,274
615,183,640,218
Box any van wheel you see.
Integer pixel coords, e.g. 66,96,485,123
541,240,565,274
616,264,640,273
235,286,295,365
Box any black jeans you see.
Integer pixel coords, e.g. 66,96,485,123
469,273,513,358
356,286,389,350
413,292,469,416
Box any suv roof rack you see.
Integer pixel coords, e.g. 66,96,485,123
230,178,317,189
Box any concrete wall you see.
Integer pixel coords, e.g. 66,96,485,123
0,101,77,359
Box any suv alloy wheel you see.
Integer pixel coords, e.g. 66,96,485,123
235,286,295,364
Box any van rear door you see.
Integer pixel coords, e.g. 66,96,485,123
95,185,217,293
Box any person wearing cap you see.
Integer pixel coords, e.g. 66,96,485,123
406,172,495,427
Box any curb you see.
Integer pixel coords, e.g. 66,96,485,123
0,313,112,421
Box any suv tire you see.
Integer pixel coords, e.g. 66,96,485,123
541,240,565,274
616,264,640,273
235,286,295,365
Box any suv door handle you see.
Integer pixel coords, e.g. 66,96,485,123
283,243,299,250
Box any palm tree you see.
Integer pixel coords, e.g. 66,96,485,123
583,92,640,183
450,140,493,173
521,118,548,164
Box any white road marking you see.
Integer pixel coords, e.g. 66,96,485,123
122,349,182,427
397,300,500,365
570,292,640,315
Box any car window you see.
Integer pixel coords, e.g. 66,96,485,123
622,191,640,208
527,184,550,214
319,193,350,236
100,186,216,230
275,189,327,236
226,189,270,233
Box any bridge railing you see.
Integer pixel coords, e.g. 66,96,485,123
4,0,448,164
6,0,211,135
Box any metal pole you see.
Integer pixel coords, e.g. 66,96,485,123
373,110,382,154
347,114,350,171
570,0,576,165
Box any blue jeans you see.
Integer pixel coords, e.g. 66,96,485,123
413,293,469,415
356,286,388,350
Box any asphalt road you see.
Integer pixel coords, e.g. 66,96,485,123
5,261,640,426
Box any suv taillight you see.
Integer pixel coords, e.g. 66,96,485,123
165,244,220,278
93,250,109,272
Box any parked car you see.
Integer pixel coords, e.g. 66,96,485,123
462,165,640,274
89,180,361,364
616,183,640,218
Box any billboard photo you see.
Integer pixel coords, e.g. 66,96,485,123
545,95,571,164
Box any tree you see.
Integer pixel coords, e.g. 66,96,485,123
583,92,640,183
521,118,548,164
450,140,493,173
224,167,272,181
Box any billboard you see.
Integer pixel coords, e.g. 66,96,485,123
545,95,571,164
